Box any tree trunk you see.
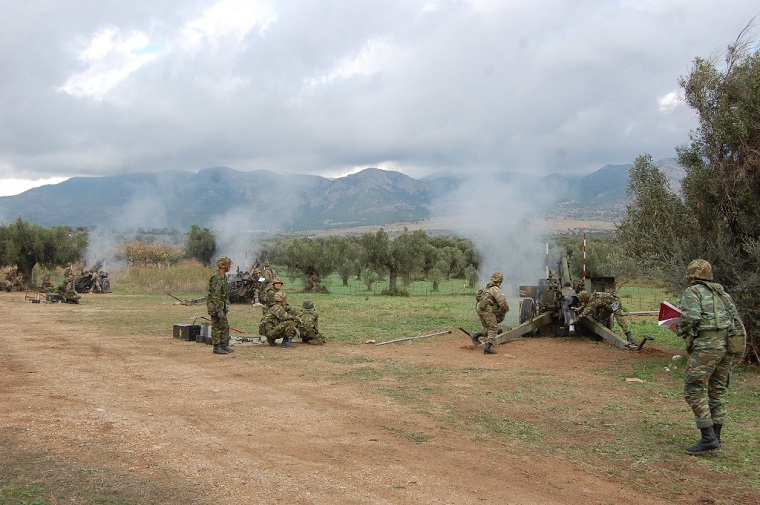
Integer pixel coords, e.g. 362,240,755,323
389,269,398,291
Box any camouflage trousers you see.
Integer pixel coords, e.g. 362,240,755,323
299,326,325,344
266,320,298,341
596,307,630,334
210,314,230,345
477,310,499,344
684,347,733,428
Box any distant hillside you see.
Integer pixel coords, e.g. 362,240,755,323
0,161,679,231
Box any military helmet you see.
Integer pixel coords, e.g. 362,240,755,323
578,290,590,302
274,292,287,302
272,276,283,285
490,271,504,284
686,259,713,280
302,299,314,310
264,260,270,267
216,256,232,268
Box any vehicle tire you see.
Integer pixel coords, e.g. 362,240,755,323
102,279,111,293
519,298,535,324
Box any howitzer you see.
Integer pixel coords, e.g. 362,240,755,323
74,259,111,293
226,266,263,304
496,243,630,350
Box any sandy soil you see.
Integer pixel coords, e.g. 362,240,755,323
0,291,747,505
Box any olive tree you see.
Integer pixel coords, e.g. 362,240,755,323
618,23,760,362
0,217,88,288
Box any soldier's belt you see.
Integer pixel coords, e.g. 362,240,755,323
697,329,728,338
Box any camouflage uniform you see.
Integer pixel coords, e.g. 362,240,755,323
298,299,325,345
675,259,743,455
476,272,509,354
259,292,298,348
262,277,284,312
262,261,277,287
577,292,631,338
207,256,232,354
63,265,75,292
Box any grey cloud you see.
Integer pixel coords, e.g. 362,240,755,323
1,0,758,184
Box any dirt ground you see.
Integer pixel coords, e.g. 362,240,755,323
0,292,751,505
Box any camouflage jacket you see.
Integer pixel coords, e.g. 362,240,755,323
477,283,509,318
206,268,229,316
578,292,621,319
263,303,297,328
298,309,319,332
676,281,738,350
262,285,280,308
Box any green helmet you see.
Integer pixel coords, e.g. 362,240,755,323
216,256,232,268
578,290,590,303
272,277,283,285
302,299,314,310
274,292,287,302
490,271,504,284
686,259,713,280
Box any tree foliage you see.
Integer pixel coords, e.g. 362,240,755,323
0,217,88,287
185,225,216,266
618,22,760,362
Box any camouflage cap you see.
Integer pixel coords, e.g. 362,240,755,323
578,290,590,302
302,299,314,310
686,259,713,280
216,256,232,268
274,292,287,302
490,271,504,284
264,260,270,267
272,276,283,285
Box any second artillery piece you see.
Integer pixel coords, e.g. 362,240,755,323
226,265,265,304
496,247,635,350
75,259,112,294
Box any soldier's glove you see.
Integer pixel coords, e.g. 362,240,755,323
216,311,225,319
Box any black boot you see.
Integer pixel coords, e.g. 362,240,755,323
471,332,482,346
685,426,720,455
282,337,295,348
713,423,722,444
625,331,635,345
213,344,229,355
483,343,497,355
221,340,235,352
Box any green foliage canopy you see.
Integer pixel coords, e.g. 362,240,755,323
185,224,216,266
618,23,760,362
0,217,88,287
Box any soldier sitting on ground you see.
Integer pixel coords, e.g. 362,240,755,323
576,290,635,345
259,292,299,348
298,299,326,345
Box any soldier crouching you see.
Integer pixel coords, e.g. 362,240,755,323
259,292,298,348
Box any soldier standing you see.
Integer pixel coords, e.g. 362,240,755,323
576,290,635,345
475,271,510,355
674,259,745,455
207,256,234,355
262,261,277,287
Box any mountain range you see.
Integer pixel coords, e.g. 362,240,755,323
0,160,681,232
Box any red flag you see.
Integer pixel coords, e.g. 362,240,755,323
658,301,681,327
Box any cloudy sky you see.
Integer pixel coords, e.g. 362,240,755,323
1,0,758,196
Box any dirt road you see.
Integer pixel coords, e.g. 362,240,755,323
0,292,746,504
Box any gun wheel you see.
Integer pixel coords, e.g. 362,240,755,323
519,298,535,324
